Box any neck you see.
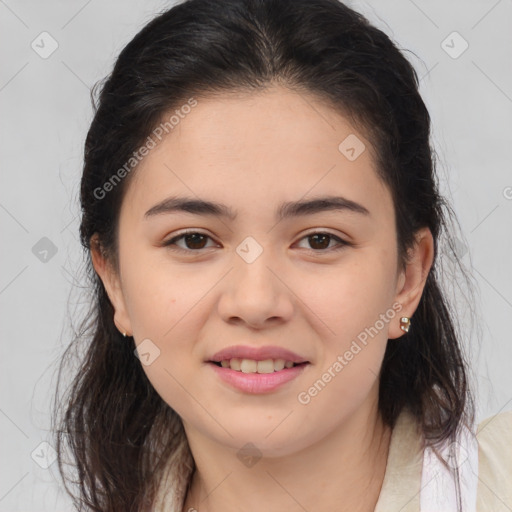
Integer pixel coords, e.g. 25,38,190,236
181,390,392,512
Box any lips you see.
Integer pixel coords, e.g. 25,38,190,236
208,345,309,364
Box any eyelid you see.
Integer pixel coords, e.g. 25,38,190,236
162,228,351,252
162,228,218,249
295,229,350,250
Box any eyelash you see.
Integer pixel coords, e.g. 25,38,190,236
162,229,350,254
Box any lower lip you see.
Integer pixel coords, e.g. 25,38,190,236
208,362,310,394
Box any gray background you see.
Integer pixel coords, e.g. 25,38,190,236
1,0,511,510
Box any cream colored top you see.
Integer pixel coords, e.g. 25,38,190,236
155,408,512,511
374,409,512,511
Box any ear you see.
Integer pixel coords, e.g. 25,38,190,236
89,234,133,337
388,227,434,340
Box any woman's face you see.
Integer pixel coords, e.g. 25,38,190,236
93,86,432,456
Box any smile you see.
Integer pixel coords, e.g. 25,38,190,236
213,358,301,373
207,360,310,393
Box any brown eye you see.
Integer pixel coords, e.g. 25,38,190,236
163,231,216,251
296,231,348,252
182,233,209,249
163,230,349,254
307,233,332,250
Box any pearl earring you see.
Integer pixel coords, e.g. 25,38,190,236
400,317,411,333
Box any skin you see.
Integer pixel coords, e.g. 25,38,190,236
91,85,434,512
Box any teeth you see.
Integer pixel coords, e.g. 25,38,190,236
274,359,285,371
218,358,298,373
240,359,257,373
256,359,274,374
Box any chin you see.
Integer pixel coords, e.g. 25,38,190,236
211,424,310,458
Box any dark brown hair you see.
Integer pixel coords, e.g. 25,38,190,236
52,0,476,510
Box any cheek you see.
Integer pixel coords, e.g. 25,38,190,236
296,249,397,342
122,241,397,367
121,244,205,339
119,238,397,431
120,256,208,418
292,255,395,426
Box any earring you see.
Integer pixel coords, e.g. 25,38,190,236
115,321,129,337
114,322,127,338
400,317,411,333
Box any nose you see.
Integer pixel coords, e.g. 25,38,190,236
217,249,294,329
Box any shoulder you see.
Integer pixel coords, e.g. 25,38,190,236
475,410,512,511
476,409,512,461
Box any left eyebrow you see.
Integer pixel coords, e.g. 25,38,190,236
143,195,371,221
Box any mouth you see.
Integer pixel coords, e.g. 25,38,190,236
207,358,311,394
206,345,311,393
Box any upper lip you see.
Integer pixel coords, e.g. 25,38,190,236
208,345,309,363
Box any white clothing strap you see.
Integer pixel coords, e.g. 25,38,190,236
420,422,479,512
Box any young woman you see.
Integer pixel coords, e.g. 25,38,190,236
52,0,512,511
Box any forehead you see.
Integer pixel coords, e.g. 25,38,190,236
121,86,393,224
